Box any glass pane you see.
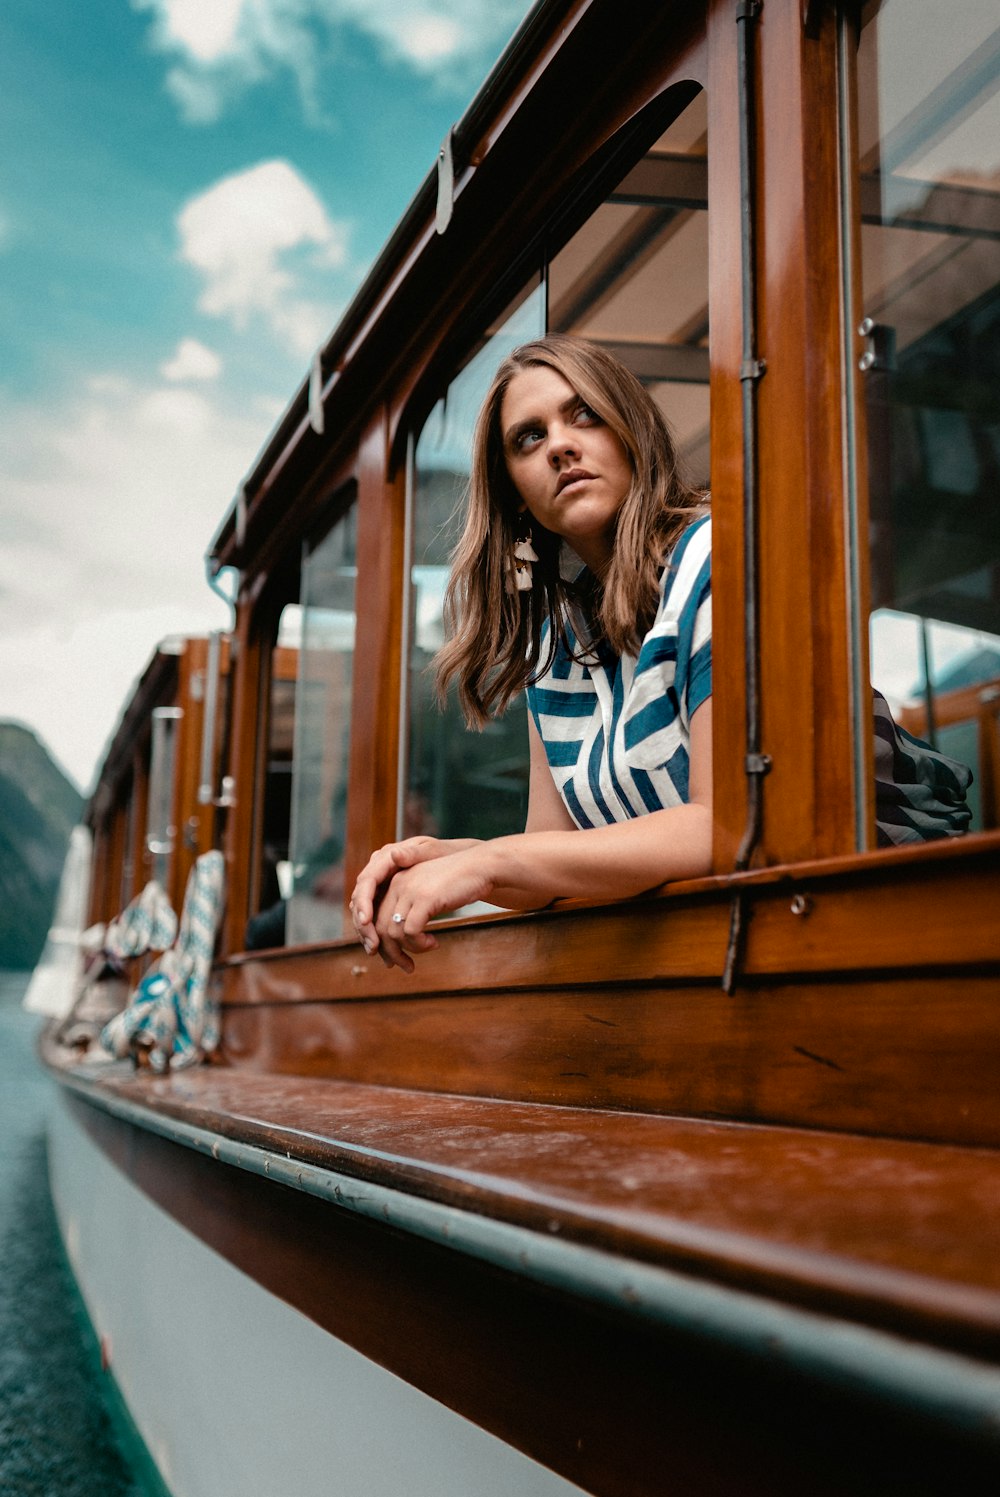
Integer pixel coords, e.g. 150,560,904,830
856,0,1000,835
549,88,709,485
406,283,544,847
146,707,180,888
287,509,357,945
256,647,297,928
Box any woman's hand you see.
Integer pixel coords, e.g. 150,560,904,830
351,697,713,974
350,836,480,957
370,847,498,973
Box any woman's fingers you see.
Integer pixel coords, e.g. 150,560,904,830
370,891,440,972
374,905,416,973
350,845,407,950
351,840,439,948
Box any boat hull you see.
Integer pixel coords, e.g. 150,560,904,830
47,1090,585,1497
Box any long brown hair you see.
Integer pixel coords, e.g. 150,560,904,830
435,334,705,727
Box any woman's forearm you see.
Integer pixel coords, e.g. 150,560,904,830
481,802,714,910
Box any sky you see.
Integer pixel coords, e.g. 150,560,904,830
0,0,530,793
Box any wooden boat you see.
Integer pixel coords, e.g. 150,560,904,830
41,1,1000,1492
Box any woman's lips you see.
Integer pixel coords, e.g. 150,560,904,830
555,468,595,495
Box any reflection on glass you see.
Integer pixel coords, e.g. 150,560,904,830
146,706,181,889
287,509,357,945
549,87,709,484
857,0,1000,834
406,283,544,847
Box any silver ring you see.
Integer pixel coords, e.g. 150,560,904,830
391,912,404,925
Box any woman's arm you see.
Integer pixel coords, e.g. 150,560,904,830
525,711,579,832
360,701,713,972
350,715,570,953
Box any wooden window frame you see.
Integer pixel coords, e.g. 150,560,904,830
218,0,999,989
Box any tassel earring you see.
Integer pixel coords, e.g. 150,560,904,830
508,517,538,593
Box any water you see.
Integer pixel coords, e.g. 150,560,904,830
0,972,156,1496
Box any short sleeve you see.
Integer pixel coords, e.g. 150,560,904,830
674,518,712,722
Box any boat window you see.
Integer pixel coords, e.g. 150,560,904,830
248,638,298,945
404,281,544,850
549,87,710,485
402,87,709,892
852,0,1000,837
146,707,181,890
285,504,358,945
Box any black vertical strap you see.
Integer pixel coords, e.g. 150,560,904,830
723,0,769,995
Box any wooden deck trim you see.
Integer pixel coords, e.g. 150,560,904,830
49,1058,1000,1370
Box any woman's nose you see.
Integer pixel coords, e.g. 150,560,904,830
548,424,580,465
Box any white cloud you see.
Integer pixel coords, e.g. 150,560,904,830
397,14,463,66
161,336,223,382
140,0,246,63
163,67,232,125
0,374,263,789
177,160,346,355
133,0,529,122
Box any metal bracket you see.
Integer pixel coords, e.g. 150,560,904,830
308,349,326,435
722,889,750,994
745,751,772,775
858,318,896,374
736,0,761,20
435,128,456,236
213,775,237,811
740,358,767,382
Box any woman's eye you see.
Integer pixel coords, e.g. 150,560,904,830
573,402,600,426
516,427,544,451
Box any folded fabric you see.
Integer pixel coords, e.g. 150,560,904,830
101,851,225,1072
104,879,178,959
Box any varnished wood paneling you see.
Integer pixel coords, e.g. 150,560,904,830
343,407,405,908
755,0,857,861
222,596,265,954
218,971,1000,1149
212,843,1000,1144
127,745,149,904
707,0,750,870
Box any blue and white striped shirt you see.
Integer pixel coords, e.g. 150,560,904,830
526,516,712,829
526,510,971,842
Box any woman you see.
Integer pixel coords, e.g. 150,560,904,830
350,335,971,971
351,335,713,971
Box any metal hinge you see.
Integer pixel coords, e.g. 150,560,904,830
737,0,761,21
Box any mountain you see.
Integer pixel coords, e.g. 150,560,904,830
0,723,83,971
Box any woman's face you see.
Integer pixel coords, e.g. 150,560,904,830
499,364,633,573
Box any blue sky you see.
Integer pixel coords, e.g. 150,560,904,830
0,0,529,790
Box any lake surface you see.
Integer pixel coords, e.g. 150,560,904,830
0,971,155,1496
